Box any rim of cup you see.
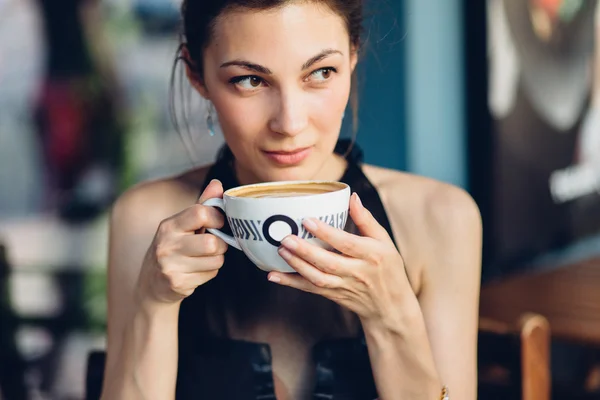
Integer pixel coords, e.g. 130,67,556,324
224,180,349,200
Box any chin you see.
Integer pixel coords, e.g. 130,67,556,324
259,167,317,183
258,159,328,182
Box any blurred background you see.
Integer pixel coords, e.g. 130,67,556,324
1,0,600,398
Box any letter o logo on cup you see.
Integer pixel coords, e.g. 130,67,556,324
262,215,299,247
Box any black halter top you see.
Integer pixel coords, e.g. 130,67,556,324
175,140,397,399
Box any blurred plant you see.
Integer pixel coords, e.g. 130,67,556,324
83,268,107,333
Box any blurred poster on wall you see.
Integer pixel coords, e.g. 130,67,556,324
486,0,600,272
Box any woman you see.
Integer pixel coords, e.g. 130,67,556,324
101,1,482,399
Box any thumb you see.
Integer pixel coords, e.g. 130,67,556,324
198,179,224,204
349,192,390,242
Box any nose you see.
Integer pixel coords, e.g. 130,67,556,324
268,89,309,137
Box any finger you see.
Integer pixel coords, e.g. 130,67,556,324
168,204,225,233
279,235,357,276
167,254,225,273
277,247,344,289
179,234,228,257
184,255,225,272
194,179,225,234
267,271,320,293
198,179,224,204
349,192,391,242
172,269,221,292
301,217,373,259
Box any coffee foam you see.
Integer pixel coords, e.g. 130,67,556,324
228,181,345,199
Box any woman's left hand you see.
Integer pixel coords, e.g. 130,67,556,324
268,192,415,324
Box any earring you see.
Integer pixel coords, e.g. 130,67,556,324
342,110,345,120
207,104,216,137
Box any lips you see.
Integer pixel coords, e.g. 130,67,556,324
262,147,313,165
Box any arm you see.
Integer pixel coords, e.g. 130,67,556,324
100,184,182,400
100,179,226,399
363,186,481,400
417,187,482,400
360,299,441,400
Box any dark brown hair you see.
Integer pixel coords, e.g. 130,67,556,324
182,0,362,76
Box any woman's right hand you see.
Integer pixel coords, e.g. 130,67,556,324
136,179,228,305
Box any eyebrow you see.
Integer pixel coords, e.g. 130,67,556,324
220,48,343,74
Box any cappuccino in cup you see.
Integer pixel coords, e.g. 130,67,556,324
202,181,350,273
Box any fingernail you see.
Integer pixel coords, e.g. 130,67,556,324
278,247,292,260
268,274,281,283
302,218,318,231
353,192,363,208
281,236,297,250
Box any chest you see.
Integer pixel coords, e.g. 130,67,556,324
269,333,316,400
226,291,359,399
177,287,378,400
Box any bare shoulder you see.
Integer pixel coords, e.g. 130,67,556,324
111,165,213,231
362,164,480,236
361,164,482,288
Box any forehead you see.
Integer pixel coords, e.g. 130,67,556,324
207,3,350,64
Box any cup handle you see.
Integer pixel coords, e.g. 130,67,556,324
201,198,242,250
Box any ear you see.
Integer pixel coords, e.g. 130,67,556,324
182,45,210,100
349,44,359,73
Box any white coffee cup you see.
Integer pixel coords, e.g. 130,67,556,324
202,180,350,273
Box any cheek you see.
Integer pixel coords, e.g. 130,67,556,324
308,80,351,132
211,94,269,141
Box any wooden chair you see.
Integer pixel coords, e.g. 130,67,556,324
478,313,551,400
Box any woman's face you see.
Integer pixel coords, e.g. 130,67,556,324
194,2,358,184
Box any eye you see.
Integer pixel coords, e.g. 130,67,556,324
230,76,265,90
309,67,337,82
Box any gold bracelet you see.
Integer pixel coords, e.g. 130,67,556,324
440,386,450,400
